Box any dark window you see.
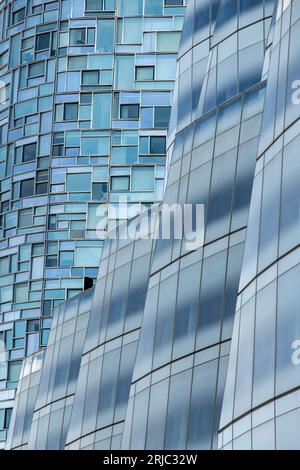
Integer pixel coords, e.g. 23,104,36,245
81,93,92,104
48,215,56,230
4,409,12,429
82,70,99,84
28,61,45,78
150,136,166,154
20,179,34,197
46,255,57,267
53,145,63,156
1,201,9,213
70,29,86,45
135,66,155,81
64,103,78,121
154,106,171,127
12,8,25,25
36,170,48,182
165,0,184,5
23,142,37,162
43,300,52,316
27,320,40,332
36,182,48,194
45,2,58,11
86,0,104,10
36,32,51,51
120,104,139,119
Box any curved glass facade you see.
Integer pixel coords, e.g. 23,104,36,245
219,0,300,450
0,0,185,447
8,0,300,452
5,350,44,450
27,288,93,449
64,211,156,449
121,0,276,450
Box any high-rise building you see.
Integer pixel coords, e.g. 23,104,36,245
121,0,276,450
219,0,300,450
0,0,186,447
6,0,300,452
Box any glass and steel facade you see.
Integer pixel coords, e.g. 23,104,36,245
5,349,44,450
27,288,93,449
7,0,300,452
121,0,276,450
0,0,185,447
218,0,300,450
65,211,156,450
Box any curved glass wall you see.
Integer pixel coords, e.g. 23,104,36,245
4,350,44,450
0,0,186,446
64,211,156,449
121,0,277,450
219,0,300,450
9,288,93,450
168,0,221,145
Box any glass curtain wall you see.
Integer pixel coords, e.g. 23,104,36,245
0,0,185,447
219,0,300,450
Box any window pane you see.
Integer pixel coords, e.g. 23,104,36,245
27,320,40,332
157,32,181,52
82,137,109,155
64,103,78,121
67,173,91,192
70,29,86,45
14,321,25,337
150,136,166,154
165,0,183,4
92,93,111,128
0,257,9,275
123,18,143,43
118,0,142,16
8,361,22,381
23,143,37,162
28,61,45,78
60,251,74,267
131,167,154,190
154,107,171,127
14,283,28,302
136,66,154,81
12,8,25,25
82,70,99,84
120,104,139,119
115,55,134,89
165,369,192,449
20,179,34,197
36,33,50,51
145,0,163,14
19,208,32,227
96,19,114,52
111,176,130,191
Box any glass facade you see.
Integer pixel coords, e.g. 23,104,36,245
65,211,156,450
121,0,276,450
7,0,300,452
27,288,93,449
5,350,44,450
218,0,300,450
0,0,185,447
